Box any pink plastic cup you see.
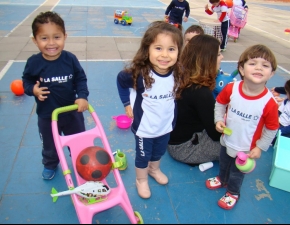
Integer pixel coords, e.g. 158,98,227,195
112,115,132,129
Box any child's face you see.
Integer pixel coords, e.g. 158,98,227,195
239,57,274,85
33,22,67,61
184,32,199,46
149,33,178,75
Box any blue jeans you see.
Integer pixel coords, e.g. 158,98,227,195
134,133,170,168
219,145,245,196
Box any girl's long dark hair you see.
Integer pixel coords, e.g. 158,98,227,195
124,21,183,95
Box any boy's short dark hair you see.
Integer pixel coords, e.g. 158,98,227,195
184,25,204,35
238,44,277,80
209,0,220,3
32,11,65,38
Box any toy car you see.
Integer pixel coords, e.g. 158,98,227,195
114,10,132,26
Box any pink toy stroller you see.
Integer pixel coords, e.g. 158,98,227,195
228,5,248,42
50,104,143,224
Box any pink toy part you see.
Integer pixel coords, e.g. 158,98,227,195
112,114,132,129
235,152,256,173
51,104,143,224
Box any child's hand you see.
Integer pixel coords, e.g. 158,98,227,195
205,4,209,10
248,146,262,159
215,121,226,133
33,81,50,101
125,105,133,119
164,15,169,22
75,98,88,112
183,17,188,22
275,96,285,105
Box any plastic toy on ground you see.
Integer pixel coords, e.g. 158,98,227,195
228,5,248,42
114,10,132,26
235,151,256,173
51,104,143,224
114,149,128,170
51,181,110,202
112,114,132,129
10,79,24,96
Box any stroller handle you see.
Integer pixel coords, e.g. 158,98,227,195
52,104,94,121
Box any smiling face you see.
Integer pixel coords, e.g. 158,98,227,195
239,57,274,85
32,22,67,61
149,33,178,74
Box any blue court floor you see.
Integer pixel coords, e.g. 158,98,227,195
0,61,290,224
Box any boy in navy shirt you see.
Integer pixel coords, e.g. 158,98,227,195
165,0,190,25
22,11,89,180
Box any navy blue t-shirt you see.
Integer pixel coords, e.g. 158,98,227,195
165,0,190,24
22,50,89,118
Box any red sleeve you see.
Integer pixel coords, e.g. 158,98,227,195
219,12,227,22
205,9,213,15
263,98,279,130
216,82,234,104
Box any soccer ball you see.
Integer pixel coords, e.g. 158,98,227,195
76,146,112,181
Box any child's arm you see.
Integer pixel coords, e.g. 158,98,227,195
215,101,227,133
117,70,134,117
165,1,174,17
250,127,278,159
183,2,190,22
73,57,89,112
205,4,213,15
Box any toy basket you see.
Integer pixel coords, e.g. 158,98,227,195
229,5,248,29
199,19,223,43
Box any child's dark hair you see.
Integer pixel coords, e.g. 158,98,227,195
285,80,290,95
238,44,277,80
209,0,220,4
184,25,204,36
176,34,220,99
124,21,183,93
32,11,65,38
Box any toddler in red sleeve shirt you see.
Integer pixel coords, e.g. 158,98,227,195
205,0,230,51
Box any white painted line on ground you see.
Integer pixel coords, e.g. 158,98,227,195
0,60,14,80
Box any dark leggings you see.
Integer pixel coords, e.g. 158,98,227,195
38,111,85,169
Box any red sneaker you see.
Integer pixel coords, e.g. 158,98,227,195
218,192,239,210
206,176,223,189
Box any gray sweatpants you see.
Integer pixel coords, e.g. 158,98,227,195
167,130,221,164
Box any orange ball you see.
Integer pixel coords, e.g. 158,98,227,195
224,0,233,8
10,80,24,96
